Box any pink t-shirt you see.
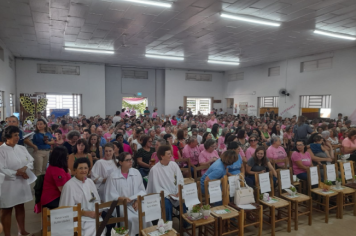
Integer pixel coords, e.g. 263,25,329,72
206,119,217,128
151,152,174,163
291,151,312,175
152,112,157,118
171,119,177,126
120,113,126,119
103,133,112,141
283,132,293,140
266,145,287,167
342,137,356,154
126,130,133,137
221,148,245,158
41,165,71,206
59,127,69,136
161,127,166,132
245,146,256,160
122,173,128,179
123,143,133,155
281,125,286,131
182,145,200,165
217,136,225,149
198,150,219,175
199,144,205,152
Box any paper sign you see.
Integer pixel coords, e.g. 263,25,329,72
326,164,336,181
209,181,222,204
50,207,74,236
183,183,200,207
258,173,271,194
280,170,291,190
143,194,161,222
344,162,352,180
310,167,319,185
237,204,256,209
0,173,5,197
228,175,239,197
26,168,37,185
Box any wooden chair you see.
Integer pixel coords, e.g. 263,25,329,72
271,157,289,170
255,172,291,236
178,182,218,236
323,164,356,218
277,169,312,230
42,204,82,236
204,176,242,236
338,161,356,186
306,167,339,223
175,158,192,178
225,176,263,236
137,191,178,236
95,199,129,234
193,164,210,182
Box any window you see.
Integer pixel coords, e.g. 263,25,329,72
9,93,15,114
301,58,332,72
268,66,280,76
186,98,211,115
258,97,278,107
46,94,82,117
122,70,148,79
300,95,331,108
228,72,244,81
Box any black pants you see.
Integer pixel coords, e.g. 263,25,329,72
43,197,60,209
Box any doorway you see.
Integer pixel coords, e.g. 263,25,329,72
226,98,234,114
122,97,147,116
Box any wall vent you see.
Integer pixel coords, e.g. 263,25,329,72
301,57,332,72
37,64,80,75
268,66,280,76
186,73,212,81
122,70,148,79
228,72,244,81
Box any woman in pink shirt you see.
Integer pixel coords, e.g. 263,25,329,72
171,116,177,126
291,140,313,181
206,115,217,128
266,136,287,168
115,133,132,155
342,130,356,160
245,134,259,160
152,108,158,118
198,139,219,175
41,146,71,210
58,120,69,138
182,136,200,166
199,132,212,152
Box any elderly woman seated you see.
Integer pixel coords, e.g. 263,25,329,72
266,136,288,169
342,129,356,161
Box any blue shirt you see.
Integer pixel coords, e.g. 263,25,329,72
310,143,323,154
227,154,243,175
200,159,226,193
99,136,107,147
32,132,53,150
110,139,129,145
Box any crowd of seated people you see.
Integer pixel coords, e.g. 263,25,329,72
0,108,355,236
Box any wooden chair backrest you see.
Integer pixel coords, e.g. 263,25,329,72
42,204,82,236
175,158,192,178
271,158,289,169
204,178,225,205
277,168,293,196
225,174,245,205
193,164,210,182
178,182,202,212
95,199,129,232
137,191,166,235
306,167,322,196
322,164,338,182
254,171,275,198
338,161,355,185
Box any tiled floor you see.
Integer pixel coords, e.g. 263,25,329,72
1,198,355,236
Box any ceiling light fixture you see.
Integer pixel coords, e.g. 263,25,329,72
313,30,356,41
121,0,171,8
145,54,184,60
65,47,115,54
220,13,281,27
208,60,240,66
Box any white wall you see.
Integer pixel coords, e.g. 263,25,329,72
223,47,356,119
0,40,16,118
105,67,165,116
16,59,106,116
165,69,225,115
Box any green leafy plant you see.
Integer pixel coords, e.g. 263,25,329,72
192,205,201,213
114,227,128,234
290,186,296,192
122,99,147,116
202,205,211,210
259,194,263,200
336,177,342,182
354,175,356,180
324,180,333,186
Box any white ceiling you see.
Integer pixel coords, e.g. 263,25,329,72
1,0,356,71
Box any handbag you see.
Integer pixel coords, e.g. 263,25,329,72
234,176,255,205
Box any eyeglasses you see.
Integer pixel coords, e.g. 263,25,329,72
296,144,304,147
123,158,133,162
249,139,257,142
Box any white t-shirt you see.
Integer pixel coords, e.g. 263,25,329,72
328,137,339,145
112,116,121,124
132,139,142,150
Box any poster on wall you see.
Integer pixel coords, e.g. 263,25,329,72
19,93,47,124
239,102,248,115
50,109,70,118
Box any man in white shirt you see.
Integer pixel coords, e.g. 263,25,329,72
112,111,121,124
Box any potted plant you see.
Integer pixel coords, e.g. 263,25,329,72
191,204,201,218
322,180,332,191
289,186,297,196
202,205,211,219
335,178,342,189
259,194,263,200
111,227,129,236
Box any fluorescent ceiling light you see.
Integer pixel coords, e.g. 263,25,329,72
220,13,281,27
314,30,356,41
208,60,240,66
121,0,171,8
145,54,184,60
65,47,115,54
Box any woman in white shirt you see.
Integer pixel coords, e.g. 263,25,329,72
0,126,34,236
104,152,151,236
91,143,117,201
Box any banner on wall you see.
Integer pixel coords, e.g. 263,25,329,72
239,102,248,115
50,109,70,118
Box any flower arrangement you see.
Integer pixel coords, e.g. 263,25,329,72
321,180,332,191
262,193,270,202
202,205,211,219
111,227,129,236
192,204,201,213
202,204,211,210
335,178,342,189
156,219,173,234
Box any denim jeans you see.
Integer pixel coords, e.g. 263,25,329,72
165,198,188,228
